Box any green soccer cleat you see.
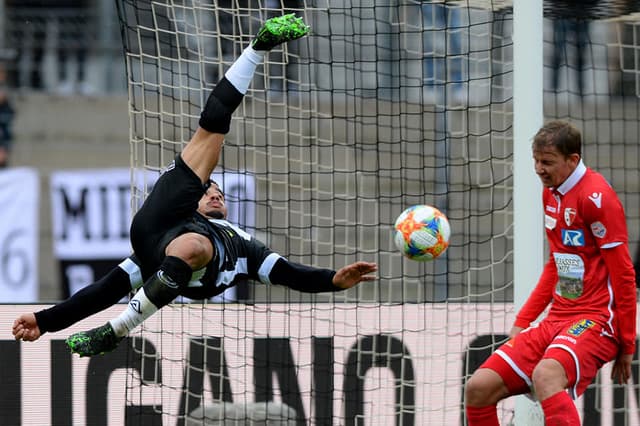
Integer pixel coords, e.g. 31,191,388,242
66,322,123,357
252,13,310,51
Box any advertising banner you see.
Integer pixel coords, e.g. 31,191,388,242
0,303,636,426
50,168,255,300
0,168,39,302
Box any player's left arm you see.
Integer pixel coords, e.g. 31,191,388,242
600,243,637,353
601,243,636,384
586,189,637,352
267,257,377,292
245,236,376,292
585,187,637,382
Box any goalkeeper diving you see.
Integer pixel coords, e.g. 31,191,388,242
13,14,377,356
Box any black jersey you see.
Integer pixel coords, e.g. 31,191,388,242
181,216,282,299
125,155,336,300
124,215,281,300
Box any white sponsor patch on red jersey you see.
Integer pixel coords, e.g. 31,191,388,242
545,214,557,230
590,221,606,238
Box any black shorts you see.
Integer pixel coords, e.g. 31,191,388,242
130,155,208,275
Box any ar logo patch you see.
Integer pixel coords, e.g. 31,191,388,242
562,229,584,246
568,319,595,336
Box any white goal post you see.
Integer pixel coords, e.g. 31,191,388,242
513,2,544,424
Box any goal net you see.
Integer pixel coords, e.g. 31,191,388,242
114,1,639,425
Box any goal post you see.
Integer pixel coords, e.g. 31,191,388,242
513,0,544,424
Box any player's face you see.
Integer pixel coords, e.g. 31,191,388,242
198,185,227,219
533,145,580,188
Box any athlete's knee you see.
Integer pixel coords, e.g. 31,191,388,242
165,233,213,269
199,77,244,134
532,359,568,399
465,368,509,407
465,375,485,406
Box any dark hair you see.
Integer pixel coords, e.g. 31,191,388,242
205,179,224,197
532,120,582,158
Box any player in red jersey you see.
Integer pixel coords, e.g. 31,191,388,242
465,120,637,425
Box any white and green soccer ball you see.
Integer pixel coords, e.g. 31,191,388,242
393,205,451,261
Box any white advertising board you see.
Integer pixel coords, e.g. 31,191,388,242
0,303,635,425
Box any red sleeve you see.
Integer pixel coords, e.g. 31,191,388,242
514,256,557,328
601,243,637,355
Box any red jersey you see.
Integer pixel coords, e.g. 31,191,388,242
515,161,637,354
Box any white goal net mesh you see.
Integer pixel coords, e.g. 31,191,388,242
115,1,640,425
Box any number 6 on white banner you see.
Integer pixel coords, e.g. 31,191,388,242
0,168,39,302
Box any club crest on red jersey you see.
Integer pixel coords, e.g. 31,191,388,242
564,208,576,226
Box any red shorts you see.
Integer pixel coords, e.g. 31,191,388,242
481,318,618,399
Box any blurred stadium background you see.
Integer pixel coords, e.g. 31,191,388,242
1,0,640,425
0,0,636,302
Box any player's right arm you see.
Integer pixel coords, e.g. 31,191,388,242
12,313,41,341
12,256,144,341
513,255,556,329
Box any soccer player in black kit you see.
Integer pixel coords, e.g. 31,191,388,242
12,14,377,357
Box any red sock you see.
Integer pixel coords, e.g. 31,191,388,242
541,391,580,425
466,405,499,426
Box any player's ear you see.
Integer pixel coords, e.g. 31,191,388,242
568,152,581,166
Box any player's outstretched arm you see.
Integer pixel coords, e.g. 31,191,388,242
267,257,377,293
332,261,378,289
13,313,41,341
12,261,138,342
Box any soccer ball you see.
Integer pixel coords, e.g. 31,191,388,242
393,205,451,261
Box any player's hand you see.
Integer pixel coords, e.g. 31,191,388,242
509,326,524,339
333,261,378,289
611,353,633,384
12,313,42,342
